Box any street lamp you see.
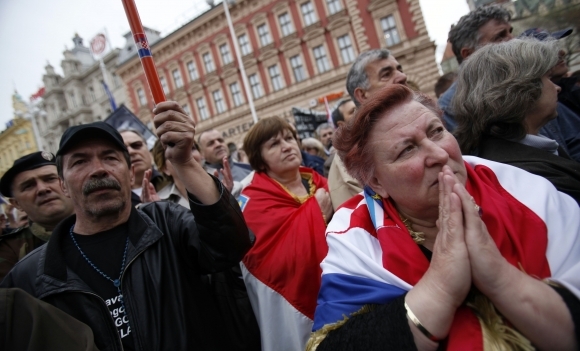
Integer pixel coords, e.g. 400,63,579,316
208,0,258,123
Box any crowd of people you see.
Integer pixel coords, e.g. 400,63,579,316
0,5,579,351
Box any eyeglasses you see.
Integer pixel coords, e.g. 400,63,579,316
127,141,144,150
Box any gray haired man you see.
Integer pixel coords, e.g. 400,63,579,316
328,49,407,208
346,48,407,107
439,5,513,131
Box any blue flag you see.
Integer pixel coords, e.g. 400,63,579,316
101,81,117,111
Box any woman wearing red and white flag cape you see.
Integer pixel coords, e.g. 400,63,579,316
308,84,580,351
239,117,333,351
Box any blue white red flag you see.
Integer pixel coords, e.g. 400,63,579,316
313,156,580,349
101,81,117,111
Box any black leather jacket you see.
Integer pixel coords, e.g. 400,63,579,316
1,181,252,351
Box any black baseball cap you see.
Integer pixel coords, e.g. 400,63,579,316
57,122,128,157
0,151,56,197
519,27,573,41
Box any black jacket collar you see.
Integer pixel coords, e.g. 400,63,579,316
43,206,161,283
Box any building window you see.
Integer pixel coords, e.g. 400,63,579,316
219,43,233,65
381,15,401,47
137,88,147,106
230,82,243,107
203,52,215,73
249,73,263,99
88,87,95,101
278,12,294,37
301,1,317,26
290,55,306,82
196,97,209,120
182,104,191,116
212,90,226,114
69,92,77,108
326,0,342,15
187,60,199,80
337,34,356,64
257,24,272,47
160,77,169,94
238,33,252,56
172,69,183,88
313,45,331,73
112,73,121,88
268,64,284,91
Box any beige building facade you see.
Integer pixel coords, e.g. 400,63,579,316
35,34,132,153
0,92,39,177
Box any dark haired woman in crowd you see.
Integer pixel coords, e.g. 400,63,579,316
240,117,332,351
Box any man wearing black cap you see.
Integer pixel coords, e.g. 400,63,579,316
1,102,252,351
0,151,73,281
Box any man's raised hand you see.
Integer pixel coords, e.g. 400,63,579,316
153,102,196,165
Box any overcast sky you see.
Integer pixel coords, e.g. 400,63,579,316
0,0,469,129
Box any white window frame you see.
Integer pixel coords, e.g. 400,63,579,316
136,88,147,106
238,33,252,56
187,60,199,80
196,97,209,120
278,12,294,37
313,45,331,73
230,82,243,107
69,91,77,108
337,34,356,64
301,2,317,26
380,15,401,47
212,89,226,114
172,68,183,88
326,0,342,15
88,86,96,101
268,64,284,91
160,76,169,94
249,73,263,99
290,55,306,82
257,23,272,47
219,43,233,65
203,52,216,73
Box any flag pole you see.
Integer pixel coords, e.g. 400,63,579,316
120,0,166,106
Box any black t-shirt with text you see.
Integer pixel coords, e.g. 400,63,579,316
63,222,136,351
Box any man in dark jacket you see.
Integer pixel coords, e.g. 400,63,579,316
0,151,74,281
1,102,253,351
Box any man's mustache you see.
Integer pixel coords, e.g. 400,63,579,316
83,178,121,195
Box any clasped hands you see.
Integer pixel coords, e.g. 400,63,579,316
407,165,517,342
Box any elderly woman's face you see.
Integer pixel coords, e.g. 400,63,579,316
261,129,302,175
526,73,561,132
368,101,467,215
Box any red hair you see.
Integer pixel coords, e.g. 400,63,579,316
333,84,442,185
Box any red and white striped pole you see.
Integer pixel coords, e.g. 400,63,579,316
120,0,166,106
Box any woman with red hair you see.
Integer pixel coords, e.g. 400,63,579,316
308,84,580,351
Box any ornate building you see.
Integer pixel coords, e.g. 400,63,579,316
117,0,440,145
0,92,39,177
35,33,145,152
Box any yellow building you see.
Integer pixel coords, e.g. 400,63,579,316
0,92,39,177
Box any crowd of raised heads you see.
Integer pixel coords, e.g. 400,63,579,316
1,4,579,351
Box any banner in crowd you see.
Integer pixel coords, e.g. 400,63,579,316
104,105,157,149
291,107,328,140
